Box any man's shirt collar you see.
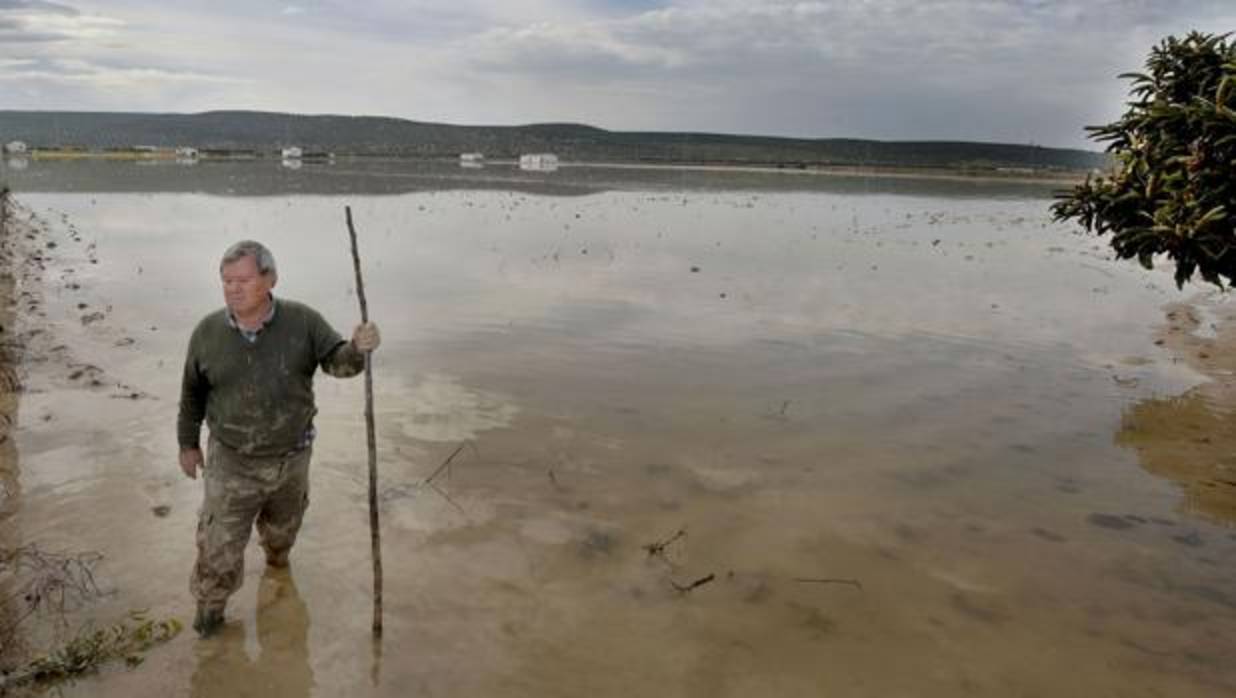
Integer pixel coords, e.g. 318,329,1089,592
226,295,277,342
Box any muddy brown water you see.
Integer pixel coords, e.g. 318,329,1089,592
1,160,1234,696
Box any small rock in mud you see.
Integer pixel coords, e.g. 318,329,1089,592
1171,531,1204,547
1087,513,1137,530
80,312,105,325
739,576,773,604
894,523,924,542
1031,527,1067,542
644,463,673,477
151,505,171,518
580,530,615,558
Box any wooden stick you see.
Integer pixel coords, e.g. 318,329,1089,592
345,205,383,636
670,573,715,593
643,528,686,557
421,441,467,487
793,577,863,590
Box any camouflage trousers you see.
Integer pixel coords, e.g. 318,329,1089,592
190,437,312,609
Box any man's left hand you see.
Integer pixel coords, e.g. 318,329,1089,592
352,322,381,353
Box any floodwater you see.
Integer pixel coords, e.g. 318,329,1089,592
1,159,1234,696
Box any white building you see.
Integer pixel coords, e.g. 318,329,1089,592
281,146,303,159
3,141,28,155
519,153,559,172
175,146,199,159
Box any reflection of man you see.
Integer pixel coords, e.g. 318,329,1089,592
178,240,380,636
190,569,314,698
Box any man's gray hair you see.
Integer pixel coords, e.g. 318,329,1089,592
220,240,277,278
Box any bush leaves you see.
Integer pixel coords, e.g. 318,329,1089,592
1052,32,1236,288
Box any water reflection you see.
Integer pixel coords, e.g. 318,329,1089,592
1116,303,1236,524
190,569,313,698
10,168,1236,696
1119,391,1236,523
1,158,1066,199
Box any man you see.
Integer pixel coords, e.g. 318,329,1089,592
178,240,380,637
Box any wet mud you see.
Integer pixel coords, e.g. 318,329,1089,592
0,191,26,675
0,174,1233,696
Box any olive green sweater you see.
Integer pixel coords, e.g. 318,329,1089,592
177,298,363,457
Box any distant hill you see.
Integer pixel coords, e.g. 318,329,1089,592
0,110,1106,171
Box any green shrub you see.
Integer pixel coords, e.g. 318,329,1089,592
1053,31,1236,288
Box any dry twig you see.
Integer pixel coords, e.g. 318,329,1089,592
670,573,715,593
380,441,477,508
642,529,686,559
0,545,108,641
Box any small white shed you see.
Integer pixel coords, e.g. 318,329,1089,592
519,153,559,171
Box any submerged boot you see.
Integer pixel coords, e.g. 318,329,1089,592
193,604,225,637
265,547,290,568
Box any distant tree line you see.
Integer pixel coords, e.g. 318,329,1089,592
0,110,1106,171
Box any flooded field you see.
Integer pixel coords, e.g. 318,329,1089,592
1,159,1234,696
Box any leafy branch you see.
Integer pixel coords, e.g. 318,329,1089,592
1052,31,1236,288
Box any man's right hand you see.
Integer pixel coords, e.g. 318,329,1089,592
180,447,204,479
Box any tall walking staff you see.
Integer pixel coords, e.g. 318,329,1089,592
346,205,383,636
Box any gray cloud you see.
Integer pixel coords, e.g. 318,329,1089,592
1,0,1232,147
0,55,248,85
0,0,78,14
452,0,1235,144
0,0,115,45
0,31,64,42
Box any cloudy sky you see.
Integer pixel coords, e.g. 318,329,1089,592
0,1,1232,148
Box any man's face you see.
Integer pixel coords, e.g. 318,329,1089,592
220,255,275,317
